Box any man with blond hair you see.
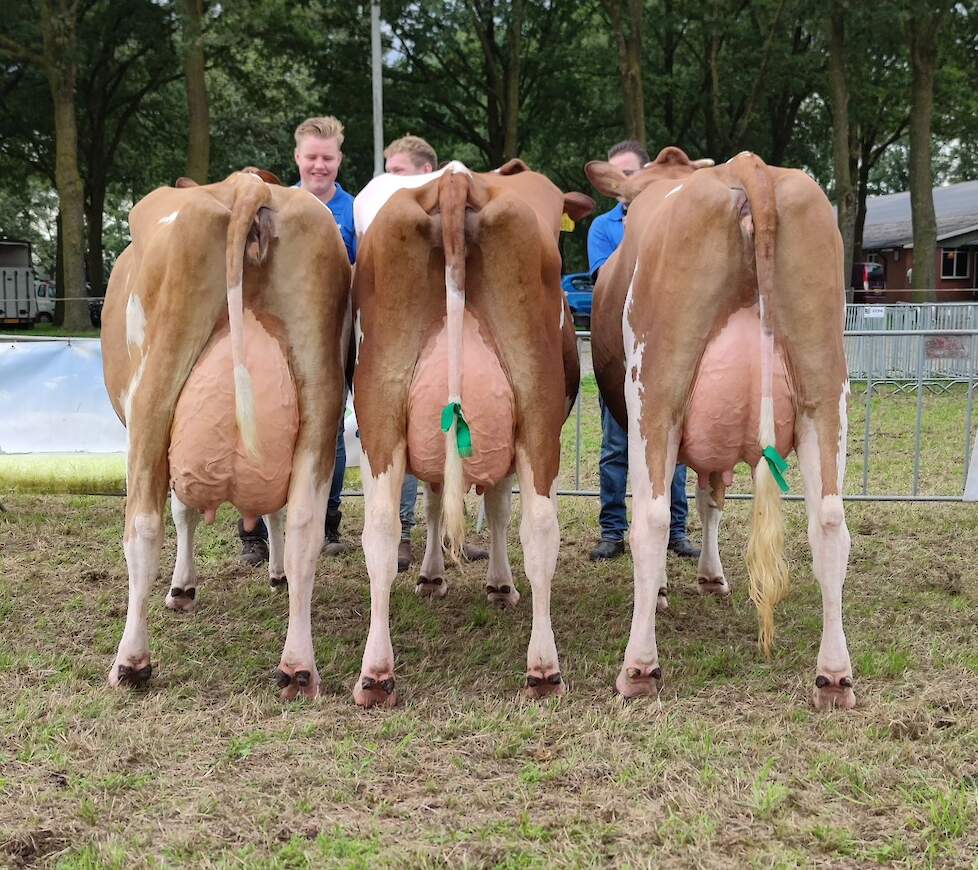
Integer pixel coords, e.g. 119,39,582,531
238,115,356,566
383,135,438,176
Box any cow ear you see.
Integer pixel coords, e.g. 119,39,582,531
563,191,595,221
497,158,529,176
650,146,692,167
585,161,627,199
175,177,198,188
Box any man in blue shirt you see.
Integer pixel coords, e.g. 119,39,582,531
239,115,356,565
587,139,700,561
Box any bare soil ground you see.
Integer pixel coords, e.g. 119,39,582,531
1,487,977,868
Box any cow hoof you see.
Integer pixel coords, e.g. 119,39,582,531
108,657,153,689
524,670,565,700
486,583,520,609
415,576,448,599
353,673,397,708
615,664,662,700
656,587,669,613
269,574,287,590
274,664,320,701
813,673,856,711
697,576,730,596
165,585,197,612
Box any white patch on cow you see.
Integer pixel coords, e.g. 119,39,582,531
445,160,471,176
665,184,684,198
483,476,517,604
559,299,565,330
109,510,162,685
794,403,853,696
353,167,449,238
355,446,405,696
514,447,561,679
165,492,200,610
695,484,726,589
354,310,364,365
122,351,150,489
837,380,850,493
126,294,146,353
264,507,287,585
620,265,676,679
123,352,148,428
158,210,179,225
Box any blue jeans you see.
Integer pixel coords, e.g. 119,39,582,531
598,399,689,543
327,424,345,520
400,473,419,541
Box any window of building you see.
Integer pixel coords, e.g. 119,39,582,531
941,249,970,279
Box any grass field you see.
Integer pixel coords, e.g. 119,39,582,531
1,380,977,867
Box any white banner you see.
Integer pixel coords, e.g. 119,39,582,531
0,338,126,453
0,336,361,466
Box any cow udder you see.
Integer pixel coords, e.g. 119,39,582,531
169,311,298,519
679,304,795,476
407,310,515,489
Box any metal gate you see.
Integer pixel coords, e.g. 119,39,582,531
561,304,978,503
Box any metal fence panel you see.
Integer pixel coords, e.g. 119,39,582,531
565,304,978,502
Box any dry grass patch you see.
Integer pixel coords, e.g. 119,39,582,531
1,491,977,867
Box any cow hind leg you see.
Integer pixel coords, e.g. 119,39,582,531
515,449,563,699
695,473,728,597
266,507,287,589
274,451,329,701
617,424,677,699
795,412,855,711
484,475,519,609
353,445,406,707
416,483,447,598
166,491,201,612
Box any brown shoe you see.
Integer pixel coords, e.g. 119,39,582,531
462,542,488,561
397,539,413,573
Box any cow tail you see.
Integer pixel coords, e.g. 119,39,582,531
226,173,272,458
439,167,471,562
732,153,787,654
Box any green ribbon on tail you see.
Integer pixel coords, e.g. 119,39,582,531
762,445,790,494
441,402,473,458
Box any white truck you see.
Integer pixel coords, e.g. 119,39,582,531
0,239,39,327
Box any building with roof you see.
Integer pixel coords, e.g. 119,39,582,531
862,179,978,298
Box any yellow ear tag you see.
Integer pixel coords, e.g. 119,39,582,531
560,213,575,233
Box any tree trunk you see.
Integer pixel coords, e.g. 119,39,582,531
604,0,645,145
179,0,209,183
85,182,106,299
907,7,945,300
662,0,676,137
40,1,89,332
501,0,524,161
55,209,64,326
827,0,855,302
853,136,873,265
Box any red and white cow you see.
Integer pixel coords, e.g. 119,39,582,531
101,170,350,698
586,147,854,711
350,160,593,706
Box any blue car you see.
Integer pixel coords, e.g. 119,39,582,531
560,272,594,329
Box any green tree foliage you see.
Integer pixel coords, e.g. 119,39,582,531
1,0,976,288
